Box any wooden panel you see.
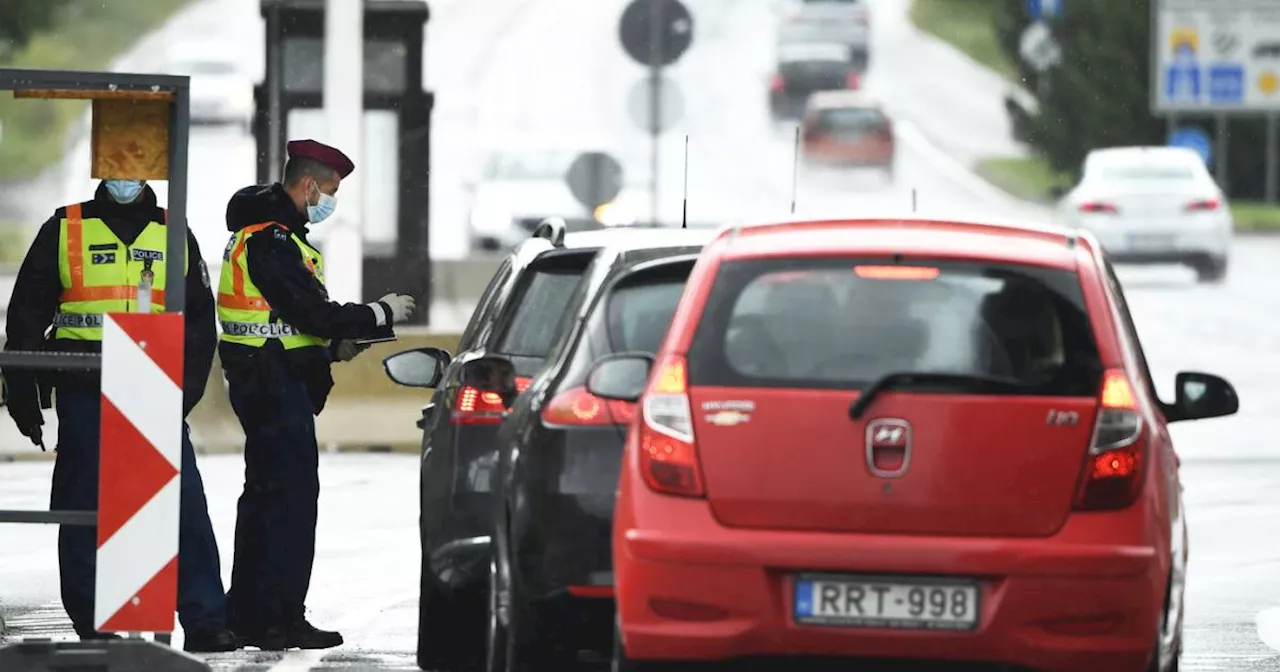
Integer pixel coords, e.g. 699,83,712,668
90,99,170,180
14,89,174,101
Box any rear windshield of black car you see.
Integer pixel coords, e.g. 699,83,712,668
686,258,1103,395
815,107,887,133
605,278,688,353
493,266,586,359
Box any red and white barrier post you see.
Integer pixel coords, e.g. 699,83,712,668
94,313,185,633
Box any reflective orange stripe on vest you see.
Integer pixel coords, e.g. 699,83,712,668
217,222,275,311
60,203,170,305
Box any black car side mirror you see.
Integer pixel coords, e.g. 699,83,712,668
1171,371,1238,422
459,355,520,408
1048,185,1068,200
383,347,452,389
586,353,655,403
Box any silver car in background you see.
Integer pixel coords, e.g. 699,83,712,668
776,0,871,70
165,44,254,131
465,148,649,254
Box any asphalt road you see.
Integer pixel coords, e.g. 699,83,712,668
3,0,1280,670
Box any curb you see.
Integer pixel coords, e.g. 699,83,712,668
0,442,420,463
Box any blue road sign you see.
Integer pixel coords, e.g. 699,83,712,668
1169,126,1212,164
1165,64,1201,102
1026,0,1061,19
1207,63,1245,104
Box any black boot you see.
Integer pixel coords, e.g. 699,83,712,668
183,625,242,653
248,619,342,650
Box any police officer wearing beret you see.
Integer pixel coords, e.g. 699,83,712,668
2,179,240,651
218,139,417,650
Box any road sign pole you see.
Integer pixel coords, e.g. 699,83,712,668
648,0,662,226
1267,112,1278,204
1214,113,1229,187
323,0,364,304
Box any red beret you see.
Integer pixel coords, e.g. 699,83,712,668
286,139,355,178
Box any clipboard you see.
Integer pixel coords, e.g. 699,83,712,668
354,335,398,345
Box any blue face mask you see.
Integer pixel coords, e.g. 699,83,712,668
306,182,337,224
105,180,144,204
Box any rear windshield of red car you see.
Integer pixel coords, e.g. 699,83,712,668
685,257,1103,395
813,107,887,134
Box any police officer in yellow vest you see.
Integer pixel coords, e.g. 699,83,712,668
218,140,417,650
2,179,241,651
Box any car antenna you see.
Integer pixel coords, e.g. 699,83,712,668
790,124,801,214
681,134,689,229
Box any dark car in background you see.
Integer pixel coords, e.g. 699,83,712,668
382,221,720,672
769,42,862,122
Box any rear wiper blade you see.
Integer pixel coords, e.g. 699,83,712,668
848,371,1029,420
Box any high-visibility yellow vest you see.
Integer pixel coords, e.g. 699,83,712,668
55,203,179,341
216,222,328,350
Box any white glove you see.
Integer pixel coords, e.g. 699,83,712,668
379,293,417,323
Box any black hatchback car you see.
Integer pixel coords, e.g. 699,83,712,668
383,222,719,672
768,41,862,121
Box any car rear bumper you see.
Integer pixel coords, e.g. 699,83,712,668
1073,214,1231,261
803,143,894,167
616,500,1164,671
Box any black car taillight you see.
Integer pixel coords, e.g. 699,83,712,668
451,376,531,425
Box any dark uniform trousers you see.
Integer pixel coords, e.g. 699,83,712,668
52,388,226,636
224,368,320,633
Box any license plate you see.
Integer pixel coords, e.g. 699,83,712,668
793,574,979,630
1128,233,1175,250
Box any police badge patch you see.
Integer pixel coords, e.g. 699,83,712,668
200,259,210,287
272,227,289,241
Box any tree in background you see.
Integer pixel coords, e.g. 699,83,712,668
996,0,1268,198
0,0,73,62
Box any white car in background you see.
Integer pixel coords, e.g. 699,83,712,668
165,44,254,131
465,148,648,253
1056,146,1232,283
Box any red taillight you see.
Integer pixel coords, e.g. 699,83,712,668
1078,202,1118,214
452,386,507,425
452,376,529,425
541,387,636,426
637,354,704,498
770,74,784,92
846,71,861,90
1074,369,1145,511
1186,198,1220,212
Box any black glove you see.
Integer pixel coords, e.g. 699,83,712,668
5,374,46,450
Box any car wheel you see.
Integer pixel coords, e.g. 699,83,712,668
485,553,514,672
418,557,483,671
1192,256,1228,283
1150,571,1184,672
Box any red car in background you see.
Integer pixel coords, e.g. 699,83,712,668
586,217,1240,671
801,91,894,180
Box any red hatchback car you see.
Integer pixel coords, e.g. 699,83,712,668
584,217,1239,671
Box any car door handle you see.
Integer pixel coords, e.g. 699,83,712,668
417,403,438,430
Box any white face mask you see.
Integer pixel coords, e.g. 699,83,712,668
307,182,337,223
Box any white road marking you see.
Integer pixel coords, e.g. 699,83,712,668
263,591,415,672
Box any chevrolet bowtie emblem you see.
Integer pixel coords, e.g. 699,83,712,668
704,410,750,427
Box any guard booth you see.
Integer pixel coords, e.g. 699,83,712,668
254,0,435,322
0,68,208,671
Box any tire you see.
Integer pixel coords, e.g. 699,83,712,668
418,558,484,671
1192,256,1228,283
612,621,678,672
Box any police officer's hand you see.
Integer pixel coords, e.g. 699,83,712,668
378,293,417,323
5,381,45,448
334,340,369,362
